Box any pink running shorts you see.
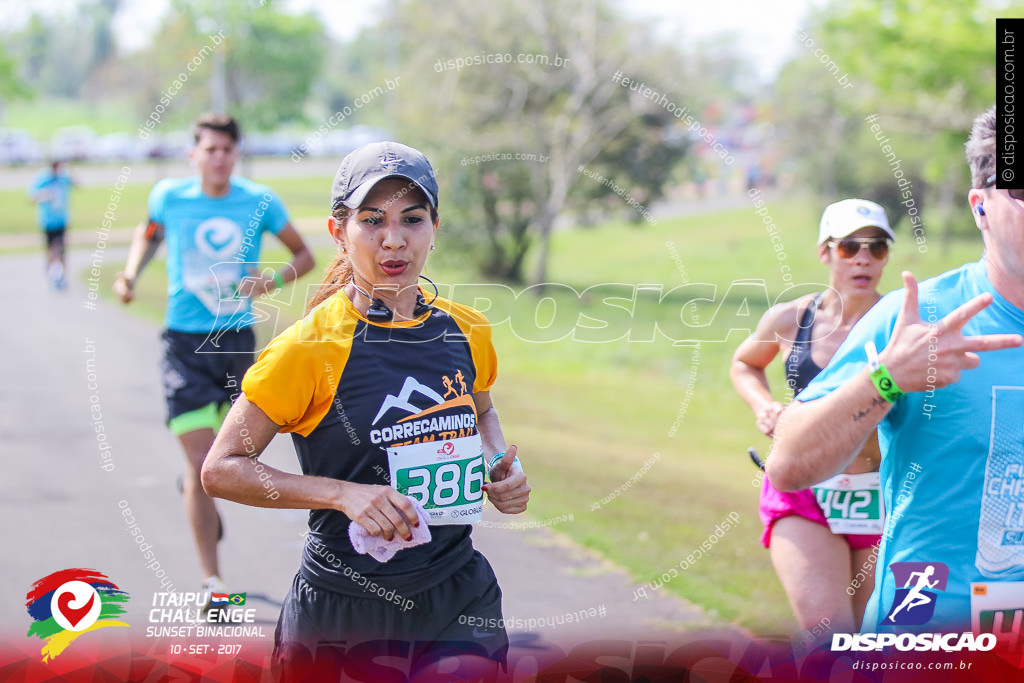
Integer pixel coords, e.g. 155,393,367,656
759,474,881,550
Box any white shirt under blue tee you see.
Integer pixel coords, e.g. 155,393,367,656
148,176,288,333
798,260,1024,633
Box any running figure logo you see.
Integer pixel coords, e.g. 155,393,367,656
442,369,468,399
884,562,949,626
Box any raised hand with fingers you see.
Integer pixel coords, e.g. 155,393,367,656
879,271,1023,393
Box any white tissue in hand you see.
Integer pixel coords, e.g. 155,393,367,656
348,496,432,563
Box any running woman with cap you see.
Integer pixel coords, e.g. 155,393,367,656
771,107,1024,634
29,159,74,290
113,114,315,602
732,198,894,641
202,141,529,677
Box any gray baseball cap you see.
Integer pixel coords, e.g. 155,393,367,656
331,141,439,212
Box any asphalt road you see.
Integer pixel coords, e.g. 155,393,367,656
0,247,753,677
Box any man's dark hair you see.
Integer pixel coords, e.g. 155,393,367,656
193,113,240,144
966,106,996,189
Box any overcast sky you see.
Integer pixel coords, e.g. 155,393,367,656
0,0,815,80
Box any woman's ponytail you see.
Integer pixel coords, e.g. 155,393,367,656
305,207,352,314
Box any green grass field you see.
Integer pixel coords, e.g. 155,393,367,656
1,174,333,236
4,97,143,139
86,191,986,636
4,181,149,236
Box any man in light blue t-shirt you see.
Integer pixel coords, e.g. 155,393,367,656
771,106,1024,639
113,114,315,601
29,160,74,289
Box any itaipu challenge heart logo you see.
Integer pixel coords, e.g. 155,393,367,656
25,569,130,661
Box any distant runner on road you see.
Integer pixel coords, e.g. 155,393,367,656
29,159,74,290
112,113,315,603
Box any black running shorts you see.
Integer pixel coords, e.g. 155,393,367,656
273,550,508,678
44,228,66,249
160,327,255,424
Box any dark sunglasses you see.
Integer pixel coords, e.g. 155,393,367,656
983,174,1024,200
826,237,890,260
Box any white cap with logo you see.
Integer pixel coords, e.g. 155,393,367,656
818,198,895,244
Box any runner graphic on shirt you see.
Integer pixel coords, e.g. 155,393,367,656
441,371,469,400
887,565,938,622
442,375,458,399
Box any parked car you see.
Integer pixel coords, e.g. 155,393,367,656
346,124,389,149
49,125,98,162
242,131,304,157
0,128,44,165
146,131,192,160
93,132,149,161
320,125,390,156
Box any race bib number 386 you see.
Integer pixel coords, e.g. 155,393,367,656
388,435,484,525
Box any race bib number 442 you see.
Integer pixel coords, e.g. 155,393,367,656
388,435,484,525
812,472,884,535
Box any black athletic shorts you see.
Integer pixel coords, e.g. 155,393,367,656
273,550,508,679
160,327,255,423
44,228,65,249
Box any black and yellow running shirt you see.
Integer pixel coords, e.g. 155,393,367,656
241,290,496,597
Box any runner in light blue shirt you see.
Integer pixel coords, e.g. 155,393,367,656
771,106,1024,639
113,114,315,604
28,160,73,289
792,258,1024,632
148,174,289,333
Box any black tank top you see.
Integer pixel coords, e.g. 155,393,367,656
785,292,825,395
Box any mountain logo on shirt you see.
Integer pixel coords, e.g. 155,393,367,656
372,373,474,426
373,377,445,424
195,217,242,258
884,562,949,626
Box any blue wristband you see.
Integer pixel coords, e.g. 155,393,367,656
488,452,506,470
487,452,522,482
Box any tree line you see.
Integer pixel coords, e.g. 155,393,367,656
0,0,1004,280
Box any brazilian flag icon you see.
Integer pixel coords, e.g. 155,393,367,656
228,593,246,605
